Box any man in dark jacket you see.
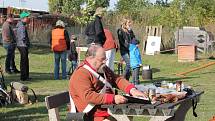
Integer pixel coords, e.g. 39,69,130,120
2,14,19,74
16,11,31,81
85,7,106,46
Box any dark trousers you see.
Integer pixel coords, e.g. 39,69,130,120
132,67,140,85
17,47,29,80
3,43,17,71
121,53,131,80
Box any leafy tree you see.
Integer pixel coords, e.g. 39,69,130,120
48,0,110,25
116,0,149,13
183,0,215,26
61,0,84,16
48,0,63,13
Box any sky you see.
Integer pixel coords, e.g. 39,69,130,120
0,0,157,12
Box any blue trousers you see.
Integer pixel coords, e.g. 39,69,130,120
3,43,17,72
67,60,77,75
54,51,67,80
121,53,131,80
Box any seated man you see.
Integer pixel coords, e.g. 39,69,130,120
69,44,147,121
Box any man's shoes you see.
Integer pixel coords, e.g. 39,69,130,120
5,69,20,74
13,69,20,73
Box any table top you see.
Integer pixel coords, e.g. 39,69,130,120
101,91,204,116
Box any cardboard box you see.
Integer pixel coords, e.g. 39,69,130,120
178,44,197,62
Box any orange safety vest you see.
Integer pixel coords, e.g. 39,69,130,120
51,28,67,52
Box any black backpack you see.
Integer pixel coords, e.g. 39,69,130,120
0,88,11,107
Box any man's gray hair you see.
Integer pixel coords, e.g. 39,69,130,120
86,44,102,57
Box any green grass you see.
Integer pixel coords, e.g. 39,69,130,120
0,45,215,121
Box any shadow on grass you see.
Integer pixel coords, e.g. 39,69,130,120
32,94,49,103
151,68,160,73
0,106,48,121
2,72,56,89
3,72,54,82
0,94,51,121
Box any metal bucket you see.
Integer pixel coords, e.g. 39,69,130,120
142,69,152,80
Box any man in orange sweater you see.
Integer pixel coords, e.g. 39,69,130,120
69,44,147,121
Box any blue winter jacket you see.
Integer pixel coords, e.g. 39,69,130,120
129,43,142,69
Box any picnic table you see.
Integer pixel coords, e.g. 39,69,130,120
101,91,204,121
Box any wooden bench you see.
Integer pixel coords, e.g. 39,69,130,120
45,91,86,121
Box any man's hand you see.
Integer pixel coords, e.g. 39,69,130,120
130,88,148,99
114,95,128,104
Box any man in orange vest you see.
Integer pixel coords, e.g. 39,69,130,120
50,20,70,80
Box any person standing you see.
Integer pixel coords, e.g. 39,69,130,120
16,11,31,81
50,20,70,80
85,7,106,46
117,19,135,80
2,14,19,74
129,38,142,85
67,35,78,75
103,28,117,71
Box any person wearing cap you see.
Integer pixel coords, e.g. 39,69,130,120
50,20,70,80
85,7,106,46
2,14,20,74
16,11,31,81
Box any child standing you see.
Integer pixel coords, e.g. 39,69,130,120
67,35,78,76
129,38,142,85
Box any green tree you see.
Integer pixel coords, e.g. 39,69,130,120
48,0,110,25
61,0,84,16
48,0,63,13
183,0,215,26
116,0,149,13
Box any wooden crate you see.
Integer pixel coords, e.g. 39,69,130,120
178,44,197,62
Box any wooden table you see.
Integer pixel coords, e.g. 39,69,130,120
101,91,204,121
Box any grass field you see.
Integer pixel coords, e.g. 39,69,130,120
0,45,215,121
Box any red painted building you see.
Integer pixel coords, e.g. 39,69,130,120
0,7,74,32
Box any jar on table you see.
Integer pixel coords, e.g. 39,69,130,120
176,81,182,92
148,88,156,101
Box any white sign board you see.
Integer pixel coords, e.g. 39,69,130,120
145,36,161,55
76,47,88,63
